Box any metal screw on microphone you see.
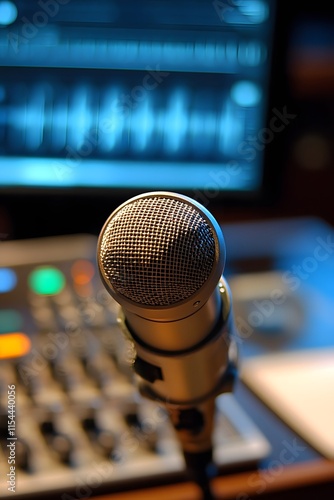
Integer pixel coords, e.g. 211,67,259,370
97,191,238,499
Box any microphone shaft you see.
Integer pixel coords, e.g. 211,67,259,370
118,278,233,409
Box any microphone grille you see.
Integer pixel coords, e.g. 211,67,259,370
99,195,218,307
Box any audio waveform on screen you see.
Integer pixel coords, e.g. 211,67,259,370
0,80,262,162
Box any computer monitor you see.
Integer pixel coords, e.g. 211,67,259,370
0,0,291,236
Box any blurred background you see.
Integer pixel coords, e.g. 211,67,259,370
0,1,334,499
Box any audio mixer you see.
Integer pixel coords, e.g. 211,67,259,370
0,234,270,499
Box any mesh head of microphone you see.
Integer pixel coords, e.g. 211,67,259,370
98,194,224,308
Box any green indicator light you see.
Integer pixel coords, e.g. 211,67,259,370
28,266,65,296
0,309,23,334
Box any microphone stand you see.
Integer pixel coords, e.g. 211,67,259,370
183,449,216,500
139,355,238,500
169,399,217,500
168,359,237,500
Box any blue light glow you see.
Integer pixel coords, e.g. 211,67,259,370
0,1,17,26
237,1,269,24
68,86,92,150
164,90,188,153
25,87,46,151
0,268,17,293
131,99,154,152
0,38,266,71
0,158,258,191
219,101,243,155
231,81,262,107
98,88,125,152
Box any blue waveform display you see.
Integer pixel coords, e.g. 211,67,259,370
0,78,262,158
0,0,275,194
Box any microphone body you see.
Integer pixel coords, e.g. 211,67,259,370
121,282,232,400
118,277,236,456
97,191,237,458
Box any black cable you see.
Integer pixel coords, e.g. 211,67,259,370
197,476,215,500
183,449,217,500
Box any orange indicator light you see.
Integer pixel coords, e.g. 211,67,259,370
0,332,31,359
71,260,95,286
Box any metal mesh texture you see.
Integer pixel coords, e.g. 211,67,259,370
99,196,216,306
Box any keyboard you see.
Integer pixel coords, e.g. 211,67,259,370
0,234,270,499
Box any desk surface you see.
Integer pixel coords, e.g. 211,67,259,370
93,460,334,500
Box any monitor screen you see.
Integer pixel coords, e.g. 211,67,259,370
0,0,285,203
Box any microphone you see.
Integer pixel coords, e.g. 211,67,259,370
97,191,237,497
